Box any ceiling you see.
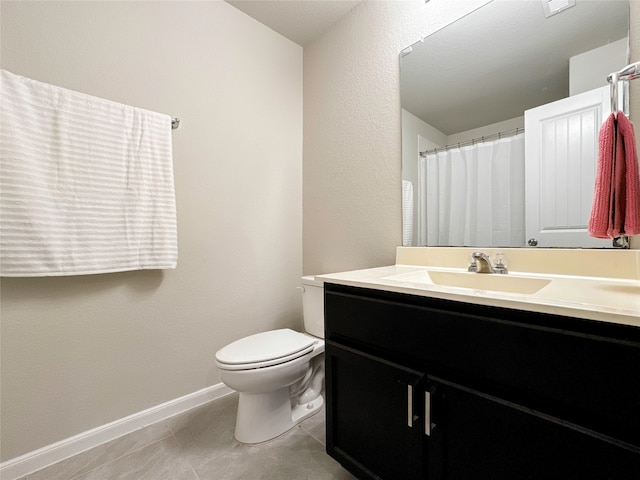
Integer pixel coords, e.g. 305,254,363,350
226,0,361,46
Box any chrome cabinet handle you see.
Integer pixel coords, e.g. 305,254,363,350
425,391,432,436
407,385,413,427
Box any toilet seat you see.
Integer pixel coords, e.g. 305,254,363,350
215,328,317,371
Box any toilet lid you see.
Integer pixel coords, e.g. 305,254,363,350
215,329,317,370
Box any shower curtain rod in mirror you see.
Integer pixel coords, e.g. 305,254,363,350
420,127,524,156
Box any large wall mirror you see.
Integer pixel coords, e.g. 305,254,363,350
401,0,630,248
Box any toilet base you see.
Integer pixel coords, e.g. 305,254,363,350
234,388,324,444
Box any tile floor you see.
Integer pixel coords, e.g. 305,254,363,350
19,393,357,480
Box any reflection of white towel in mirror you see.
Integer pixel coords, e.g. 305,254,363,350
402,180,414,246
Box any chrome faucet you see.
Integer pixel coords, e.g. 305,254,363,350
468,252,508,274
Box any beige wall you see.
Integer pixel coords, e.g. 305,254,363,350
0,1,302,461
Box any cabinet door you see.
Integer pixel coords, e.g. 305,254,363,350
429,377,640,480
325,341,427,480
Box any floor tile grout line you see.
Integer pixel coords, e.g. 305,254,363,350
303,430,326,448
166,420,185,450
166,428,202,480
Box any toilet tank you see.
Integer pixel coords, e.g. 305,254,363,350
301,275,324,338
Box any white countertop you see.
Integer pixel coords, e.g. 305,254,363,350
317,264,640,328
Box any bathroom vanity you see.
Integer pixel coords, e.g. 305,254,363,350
319,248,640,480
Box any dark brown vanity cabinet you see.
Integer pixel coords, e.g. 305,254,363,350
324,283,640,480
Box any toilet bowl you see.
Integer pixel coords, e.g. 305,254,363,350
215,276,325,444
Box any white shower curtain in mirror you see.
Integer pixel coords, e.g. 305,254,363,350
418,135,526,247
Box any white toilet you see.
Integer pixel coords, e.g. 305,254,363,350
215,275,325,444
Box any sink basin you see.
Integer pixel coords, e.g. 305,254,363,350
385,270,551,295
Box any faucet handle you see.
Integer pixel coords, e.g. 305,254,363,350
493,253,508,274
467,254,478,272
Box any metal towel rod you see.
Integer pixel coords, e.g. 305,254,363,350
607,61,640,114
607,61,640,83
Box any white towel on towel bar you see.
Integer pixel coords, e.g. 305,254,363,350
0,69,178,276
402,180,414,246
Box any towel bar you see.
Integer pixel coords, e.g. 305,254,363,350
607,61,640,114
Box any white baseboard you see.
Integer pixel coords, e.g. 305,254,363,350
0,383,234,480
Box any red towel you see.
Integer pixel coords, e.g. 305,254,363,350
616,113,640,236
608,116,626,238
588,113,616,238
588,112,640,238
